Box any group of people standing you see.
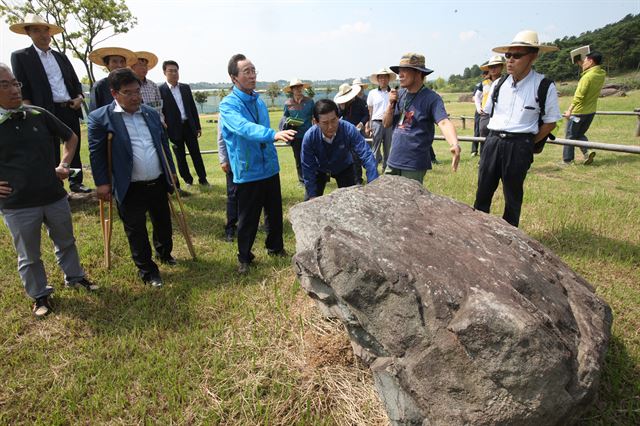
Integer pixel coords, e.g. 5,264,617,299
0,13,606,318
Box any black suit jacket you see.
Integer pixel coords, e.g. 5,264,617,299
159,82,201,141
11,45,83,119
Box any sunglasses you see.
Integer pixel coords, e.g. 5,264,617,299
504,52,532,60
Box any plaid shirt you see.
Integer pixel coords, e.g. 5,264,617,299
140,78,164,118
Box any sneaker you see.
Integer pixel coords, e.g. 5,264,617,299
558,161,573,167
238,262,250,274
225,233,234,243
156,255,177,266
267,249,289,258
470,152,478,157
583,151,596,165
69,183,92,193
32,296,52,318
66,277,99,291
185,182,193,187
199,179,210,186
144,276,164,288
177,188,190,197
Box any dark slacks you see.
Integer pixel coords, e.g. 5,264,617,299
562,113,595,162
225,169,238,237
54,104,84,186
170,122,207,184
290,138,303,183
473,132,534,228
116,177,173,280
236,174,283,264
305,165,356,201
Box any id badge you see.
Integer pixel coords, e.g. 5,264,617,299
399,112,405,125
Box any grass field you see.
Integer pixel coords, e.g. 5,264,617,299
0,88,638,425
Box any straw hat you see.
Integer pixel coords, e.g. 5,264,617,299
133,51,159,70
333,83,361,104
9,13,63,36
570,46,590,64
480,55,506,71
89,47,137,67
352,77,369,89
283,78,311,93
492,30,559,54
369,67,397,85
389,53,434,76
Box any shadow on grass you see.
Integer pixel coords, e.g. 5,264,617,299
533,224,640,266
579,335,640,425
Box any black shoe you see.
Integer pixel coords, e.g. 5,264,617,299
267,249,289,258
156,255,177,266
177,188,190,197
238,262,250,274
70,183,92,193
66,277,99,291
144,276,164,288
225,233,234,243
33,296,52,318
185,181,193,187
199,179,210,186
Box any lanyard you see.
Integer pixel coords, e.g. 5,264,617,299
234,93,259,124
402,85,425,113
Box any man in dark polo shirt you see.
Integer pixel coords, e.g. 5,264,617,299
0,64,97,318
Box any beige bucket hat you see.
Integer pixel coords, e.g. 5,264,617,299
369,67,397,85
480,55,507,71
10,13,63,35
492,30,559,54
570,46,590,64
389,53,434,75
133,51,159,69
283,78,311,93
333,83,362,104
352,77,369,89
89,47,137,67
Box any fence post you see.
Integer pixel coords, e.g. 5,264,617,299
635,108,640,137
461,117,466,130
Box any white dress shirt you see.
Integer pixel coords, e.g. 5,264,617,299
34,45,71,103
114,102,163,182
485,70,561,134
366,88,390,120
168,82,188,121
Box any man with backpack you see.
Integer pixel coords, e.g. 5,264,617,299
473,31,561,228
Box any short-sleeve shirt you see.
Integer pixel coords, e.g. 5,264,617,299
387,87,448,171
0,107,72,209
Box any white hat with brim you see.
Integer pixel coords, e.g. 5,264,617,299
334,83,362,104
570,46,590,63
283,78,311,93
89,47,138,67
480,55,507,71
133,51,159,70
369,68,397,85
10,13,63,36
352,77,369,88
492,30,559,54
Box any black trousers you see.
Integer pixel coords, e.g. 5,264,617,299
236,174,283,264
290,138,303,183
305,165,356,201
170,122,207,184
474,132,534,228
54,104,83,185
116,177,173,280
225,169,238,237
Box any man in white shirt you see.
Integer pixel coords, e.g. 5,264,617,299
366,68,396,170
474,30,561,228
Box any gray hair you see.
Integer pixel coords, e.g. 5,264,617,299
0,63,12,74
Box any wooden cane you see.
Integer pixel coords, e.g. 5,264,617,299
100,133,114,268
158,140,197,259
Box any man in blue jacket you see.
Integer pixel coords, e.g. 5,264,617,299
302,99,378,200
88,68,177,287
219,54,296,274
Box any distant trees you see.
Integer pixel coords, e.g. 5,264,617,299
193,91,208,112
305,86,316,98
217,88,228,101
266,83,280,106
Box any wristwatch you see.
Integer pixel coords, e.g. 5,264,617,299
60,162,70,169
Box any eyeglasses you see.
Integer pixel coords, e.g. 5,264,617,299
240,68,258,76
504,52,531,60
117,89,142,97
0,81,23,90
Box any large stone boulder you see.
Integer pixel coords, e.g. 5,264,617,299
289,176,612,426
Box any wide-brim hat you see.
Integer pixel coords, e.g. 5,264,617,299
283,78,311,93
334,83,362,104
389,53,434,76
133,51,159,69
9,13,63,36
492,30,559,54
89,47,137,67
369,68,397,85
570,45,590,63
480,55,507,71
352,77,369,88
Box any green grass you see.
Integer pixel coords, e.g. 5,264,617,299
0,91,638,425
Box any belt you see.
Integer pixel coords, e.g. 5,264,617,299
489,130,534,139
372,119,382,122
54,101,72,108
130,176,163,187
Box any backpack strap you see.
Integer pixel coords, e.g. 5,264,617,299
536,77,555,140
489,74,509,118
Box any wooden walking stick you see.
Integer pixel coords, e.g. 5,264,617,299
99,133,113,268
158,141,197,259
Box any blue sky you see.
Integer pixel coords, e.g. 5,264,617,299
1,0,638,84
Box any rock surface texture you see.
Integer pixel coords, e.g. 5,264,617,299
289,176,612,426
